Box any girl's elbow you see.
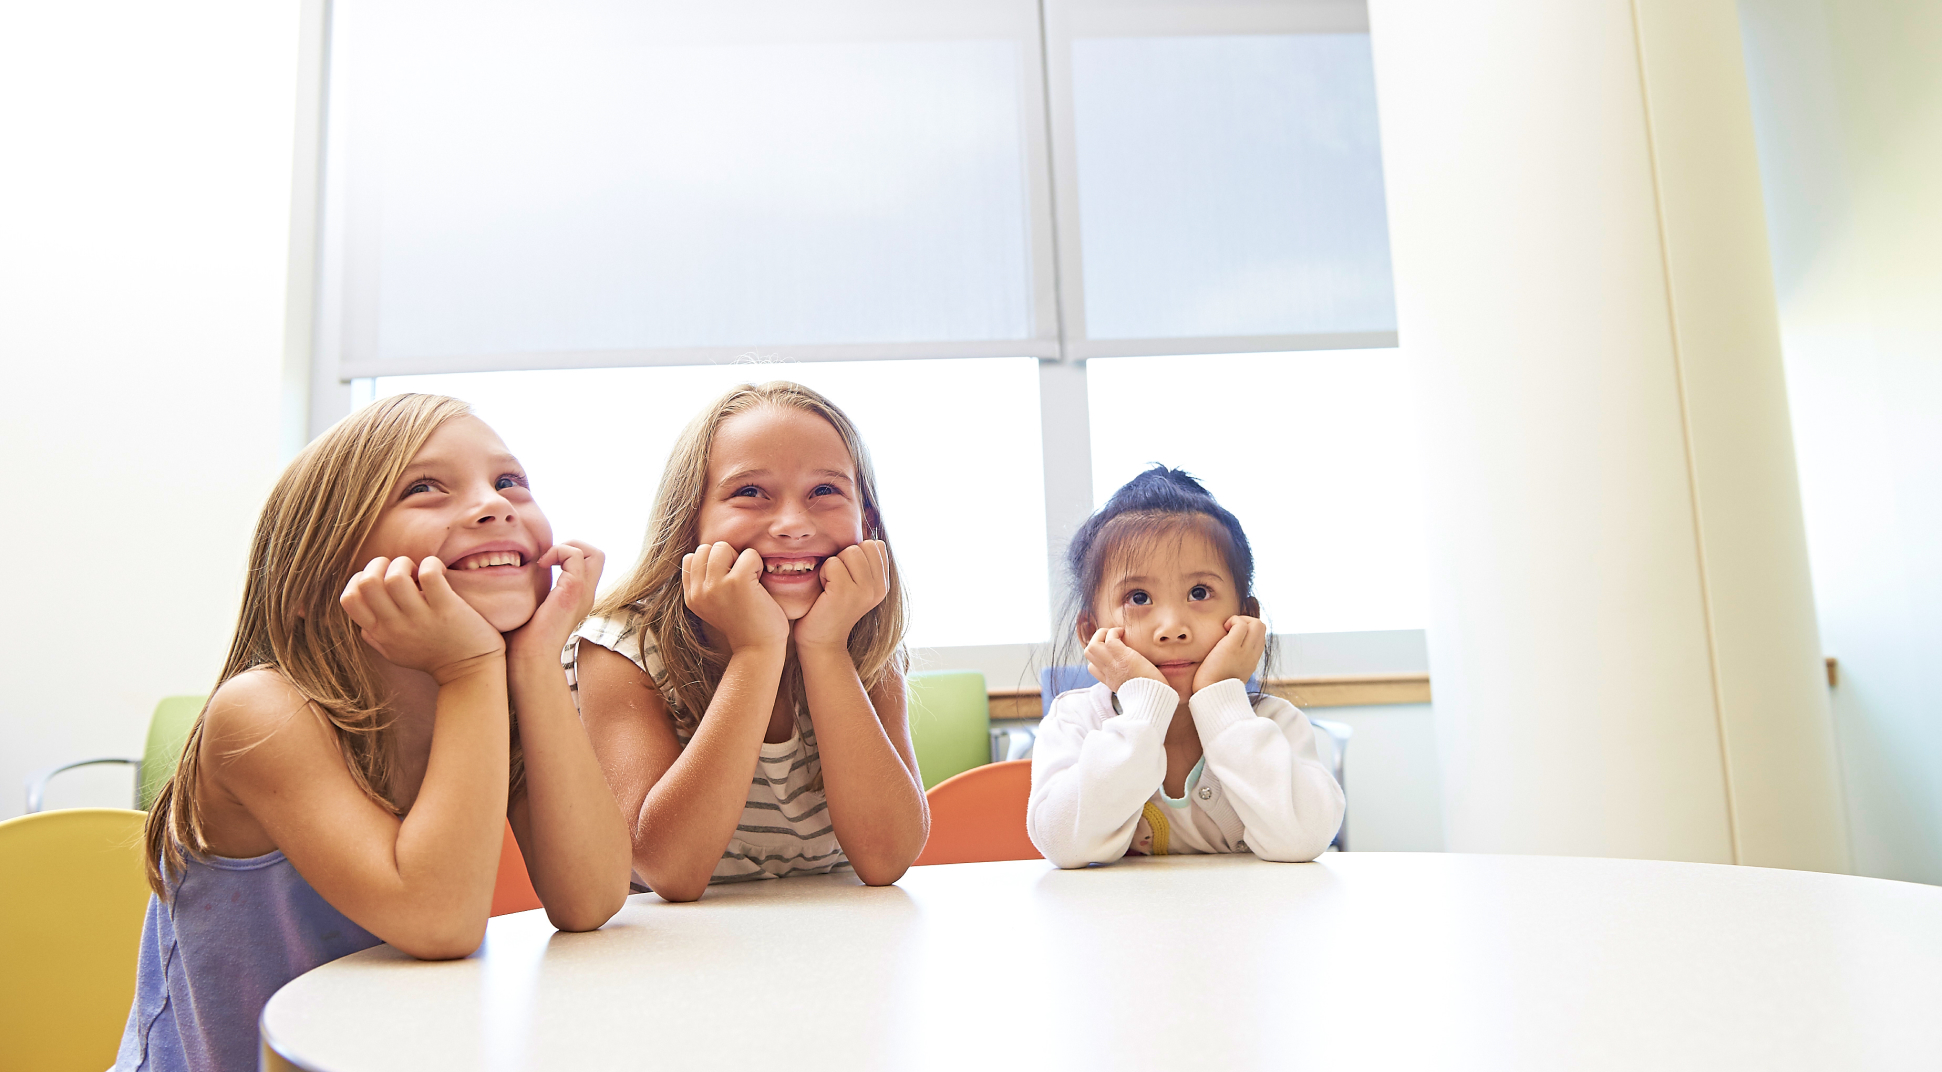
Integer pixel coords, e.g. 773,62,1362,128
841,832,919,886
1038,839,1106,870
642,867,710,904
395,919,488,961
849,852,913,887
1250,840,1326,864
544,888,628,932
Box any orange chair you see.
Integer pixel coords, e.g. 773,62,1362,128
491,821,543,916
913,760,1041,866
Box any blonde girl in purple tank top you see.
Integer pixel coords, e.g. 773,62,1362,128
117,394,631,1072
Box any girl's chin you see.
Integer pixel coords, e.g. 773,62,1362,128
470,596,539,634
763,579,822,622
777,597,817,622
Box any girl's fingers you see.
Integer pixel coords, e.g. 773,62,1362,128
380,555,423,609
820,551,855,591
729,546,764,583
350,559,404,621
339,582,378,630
566,540,605,585
416,556,463,611
532,544,570,571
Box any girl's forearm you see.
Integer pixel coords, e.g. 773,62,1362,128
507,652,632,930
388,659,512,950
1026,679,1172,868
633,644,786,900
797,645,926,884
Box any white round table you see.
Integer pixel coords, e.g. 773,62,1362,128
262,853,1942,1071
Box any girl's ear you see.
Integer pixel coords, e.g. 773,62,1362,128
1076,613,1097,642
1243,595,1261,619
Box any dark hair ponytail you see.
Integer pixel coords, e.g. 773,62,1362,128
1048,466,1273,698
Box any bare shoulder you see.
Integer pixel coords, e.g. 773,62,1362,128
576,643,671,718
200,667,339,768
570,640,664,699
196,668,349,857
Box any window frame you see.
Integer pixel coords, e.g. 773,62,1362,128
288,0,1413,653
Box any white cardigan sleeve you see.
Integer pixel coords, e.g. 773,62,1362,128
1026,678,1175,869
1188,679,1345,862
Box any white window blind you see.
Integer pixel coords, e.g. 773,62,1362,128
1044,0,1397,359
320,0,1059,379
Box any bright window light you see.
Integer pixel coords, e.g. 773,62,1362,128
333,0,1038,363
1069,33,1395,340
372,358,1050,648
1086,350,1429,634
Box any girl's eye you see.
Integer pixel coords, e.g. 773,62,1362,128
1128,590,1151,606
401,479,435,499
495,474,527,491
1189,585,1211,601
732,486,760,498
812,484,839,497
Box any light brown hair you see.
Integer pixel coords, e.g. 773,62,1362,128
594,381,907,734
144,393,480,895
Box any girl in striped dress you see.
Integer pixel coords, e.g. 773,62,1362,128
567,382,927,901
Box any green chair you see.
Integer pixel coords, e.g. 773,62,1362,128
907,671,991,790
26,696,205,813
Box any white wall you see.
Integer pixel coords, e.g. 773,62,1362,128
0,2,301,818
1740,0,1942,884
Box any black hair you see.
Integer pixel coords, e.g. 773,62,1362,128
1050,466,1273,698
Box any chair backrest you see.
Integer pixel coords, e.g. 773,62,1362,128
913,760,1040,866
492,820,544,916
0,808,151,1071
1307,717,1352,850
140,695,205,811
907,670,990,790
1039,665,1100,718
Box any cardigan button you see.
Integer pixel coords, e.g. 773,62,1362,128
1197,786,1214,801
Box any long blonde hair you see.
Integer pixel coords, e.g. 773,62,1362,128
144,393,477,895
594,381,908,734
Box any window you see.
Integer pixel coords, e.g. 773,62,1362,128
1086,350,1428,635
310,0,1423,658
369,359,1051,649
322,0,1057,377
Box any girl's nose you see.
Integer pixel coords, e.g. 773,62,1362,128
1154,615,1190,644
466,485,517,525
770,501,813,539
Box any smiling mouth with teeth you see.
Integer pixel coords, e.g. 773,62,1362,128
763,558,823,576
451,550,525,570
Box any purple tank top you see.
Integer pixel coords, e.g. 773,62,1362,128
114,847,381,1072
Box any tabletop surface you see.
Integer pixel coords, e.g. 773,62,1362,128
262,852,1942,1071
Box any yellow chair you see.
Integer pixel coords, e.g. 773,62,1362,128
0,808,151,1072
26,696,204,813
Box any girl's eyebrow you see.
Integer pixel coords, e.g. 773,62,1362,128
1115,570,1225,585
813,469,855,486
714,468,770,492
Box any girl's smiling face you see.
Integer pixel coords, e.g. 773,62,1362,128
353,415,553,633
696,404,865,621
1086,523,1244,694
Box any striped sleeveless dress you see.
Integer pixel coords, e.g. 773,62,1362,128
565,607,849,889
